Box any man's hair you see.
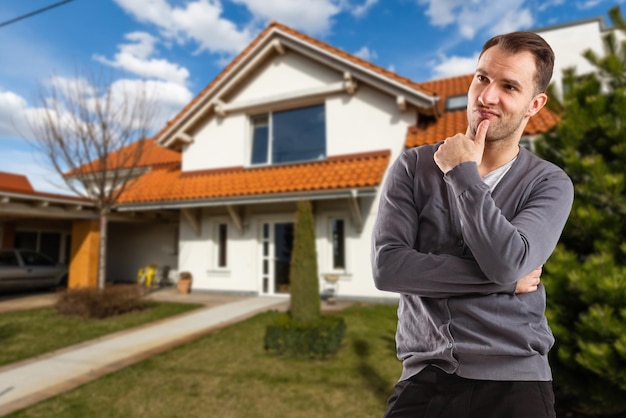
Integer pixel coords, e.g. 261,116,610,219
480,31,555,94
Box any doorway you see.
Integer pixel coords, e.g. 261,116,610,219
260,222,294,295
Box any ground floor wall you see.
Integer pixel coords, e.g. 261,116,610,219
176,198,397,300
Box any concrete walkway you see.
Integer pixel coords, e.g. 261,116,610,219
0,292,288,416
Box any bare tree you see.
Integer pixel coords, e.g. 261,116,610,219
28,67,157,289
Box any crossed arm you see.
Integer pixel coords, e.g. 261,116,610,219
371,148,573,298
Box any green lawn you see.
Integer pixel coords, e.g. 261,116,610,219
8,303,401,418
0,301,202,366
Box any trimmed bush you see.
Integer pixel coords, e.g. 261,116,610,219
264,312,346,359
55,284,147,319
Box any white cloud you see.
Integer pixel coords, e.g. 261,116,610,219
94,32,190,86
113,0,253,55
110,78,193,130
354,46,378,61
576,0,602,9
351,0,379,18
418,0,534,40
431,52,479,79
0,90,29,137
231,0,343,35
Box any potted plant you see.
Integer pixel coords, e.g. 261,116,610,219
177,271,193,294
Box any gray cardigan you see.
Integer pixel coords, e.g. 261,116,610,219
371,144,574,382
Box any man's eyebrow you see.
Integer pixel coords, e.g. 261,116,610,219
475,68,523,89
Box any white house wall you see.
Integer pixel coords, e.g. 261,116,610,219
178,208,259,293
183,114,247,171
326,84,414,162
538,19,614,98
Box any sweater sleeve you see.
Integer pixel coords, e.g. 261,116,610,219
444,159,574,286
371,150,517,297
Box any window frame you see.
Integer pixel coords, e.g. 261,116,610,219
212,220,230,271
445,94,468,111
248,103,326,166
326,215,349,274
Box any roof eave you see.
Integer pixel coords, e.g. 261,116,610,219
115,187,379,212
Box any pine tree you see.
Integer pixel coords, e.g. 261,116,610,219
535,6,626,415
289,200,321,323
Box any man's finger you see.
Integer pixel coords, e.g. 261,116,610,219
474,119,489,147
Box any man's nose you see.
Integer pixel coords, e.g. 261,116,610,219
479,84,499,106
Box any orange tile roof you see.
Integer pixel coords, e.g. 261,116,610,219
117,150,391,204
68,137,180,176
0,171,88,202
0,172,34,194
406,74,561,148
154,21,436,145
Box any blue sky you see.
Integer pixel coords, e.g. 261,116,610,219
0,0,622,194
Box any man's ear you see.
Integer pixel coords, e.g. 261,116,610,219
526,93,548,117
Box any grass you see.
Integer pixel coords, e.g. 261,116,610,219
0,301,203,367
7,303,402,418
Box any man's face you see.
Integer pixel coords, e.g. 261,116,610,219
466,45,547,143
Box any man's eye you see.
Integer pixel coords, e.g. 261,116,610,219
505,84,517,91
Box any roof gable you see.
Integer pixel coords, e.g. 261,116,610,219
156,21,439,149
0,172,34,194
67,137,181,176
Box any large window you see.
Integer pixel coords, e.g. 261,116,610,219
250,104,326,165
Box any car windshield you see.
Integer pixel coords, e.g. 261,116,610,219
20,250,56,266
0,251,20,266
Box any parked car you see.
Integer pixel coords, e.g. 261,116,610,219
0,249,67,292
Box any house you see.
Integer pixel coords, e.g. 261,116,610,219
0,14,619,300
105,21,559,301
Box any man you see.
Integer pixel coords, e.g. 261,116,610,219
371,31,574,418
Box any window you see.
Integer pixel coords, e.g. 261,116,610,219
445,95,468,111
217,223,228,268
331,219,345,270
250,104,326,165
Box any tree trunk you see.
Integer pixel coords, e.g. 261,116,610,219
98,211,108,289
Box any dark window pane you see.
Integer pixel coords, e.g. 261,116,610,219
251,115,269,164
274,223,294,293
15,232,37,250
40,232,61,263
332,219,345,269
272,105,325,163
218,224,228,268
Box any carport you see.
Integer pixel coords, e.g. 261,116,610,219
0,171,168,288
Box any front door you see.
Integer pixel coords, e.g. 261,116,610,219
260,222,294,295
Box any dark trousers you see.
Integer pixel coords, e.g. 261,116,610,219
384,366,556,418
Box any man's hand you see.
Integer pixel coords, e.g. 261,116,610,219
434,120,489,173
515,266,542,294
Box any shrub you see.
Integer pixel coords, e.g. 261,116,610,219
55,284,148,319
264,312,346,359
289,200,320,323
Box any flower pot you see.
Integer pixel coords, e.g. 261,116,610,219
177,272,193,294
